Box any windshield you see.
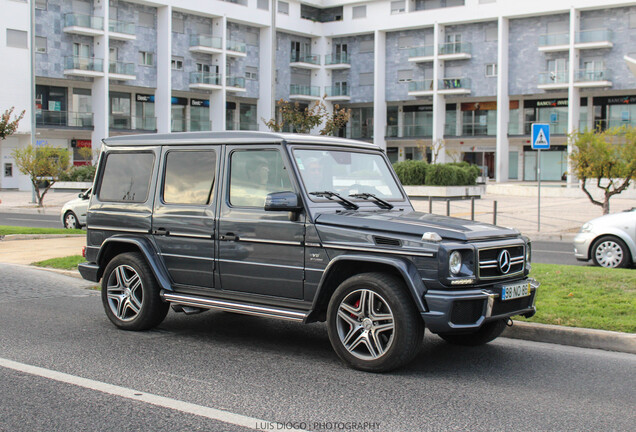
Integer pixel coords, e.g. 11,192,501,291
293,148,404,201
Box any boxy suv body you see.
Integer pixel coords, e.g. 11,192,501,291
79,132,538,372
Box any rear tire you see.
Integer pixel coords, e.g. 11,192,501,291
326,272,423,372
101,252,169,331
438,319,507,346
591,236,630,268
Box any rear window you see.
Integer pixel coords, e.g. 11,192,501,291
98,152,155,202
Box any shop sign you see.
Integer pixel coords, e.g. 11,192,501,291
136,94,155,103
171,97,188,106
191,99,210,107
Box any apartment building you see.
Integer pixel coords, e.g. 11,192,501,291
2,0,636,190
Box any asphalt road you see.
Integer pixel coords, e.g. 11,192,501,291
0,264,634,431
0,211,61,229
532,240,585,266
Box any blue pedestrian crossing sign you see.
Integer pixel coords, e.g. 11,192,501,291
531,123,550,150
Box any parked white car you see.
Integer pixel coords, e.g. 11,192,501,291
60,189,91,229
573,208,636,268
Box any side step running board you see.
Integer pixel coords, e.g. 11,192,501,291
161,291,308,322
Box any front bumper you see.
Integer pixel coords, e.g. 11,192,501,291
573,232,595,261
421,278,539,334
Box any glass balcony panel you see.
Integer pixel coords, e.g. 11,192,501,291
408,45,434,58
290,52,320,65
576,29,612,44
408,80,434,92
325,53,350,64
190,72,221,85
574,69,611,82
109,114,132,130
190,34,222,49
64,13,104,30
538,33,569,46
108,19,135,34
36,111,94,128
109,61,135,75
325,86,349,97
65,56,103,72
226,40,246,53
190,120,212,132
438,42,471,55
438,77,470,89
538,71,568,85
290,84,320,97
134,117,156,131
226,76,246,88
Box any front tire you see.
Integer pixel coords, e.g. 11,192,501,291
101,252,169,331
438,319,507,346
591,236,630,268
64,211,80,229
326,272,423,372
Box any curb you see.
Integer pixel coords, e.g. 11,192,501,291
1,234,85,241
503,320,636,354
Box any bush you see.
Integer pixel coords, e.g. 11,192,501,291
393,160,427,185
60,165,96,182
424,163,479,186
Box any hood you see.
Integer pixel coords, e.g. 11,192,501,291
587,208,636,228
315,210,520,242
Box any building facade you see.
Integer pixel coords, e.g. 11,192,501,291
2,0,636,190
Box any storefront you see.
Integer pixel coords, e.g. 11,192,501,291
594,95,636,130
171,97,187,132
190,98,210,131
135,94,156,131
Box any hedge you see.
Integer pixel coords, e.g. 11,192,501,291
393,160,479,186
60,165,96,182
392,160,427,185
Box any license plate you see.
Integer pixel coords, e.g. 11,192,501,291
501,281,531,301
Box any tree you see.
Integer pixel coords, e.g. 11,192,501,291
570,126,636,214
0,106,25,140
12,145,71,207
263,98,351,135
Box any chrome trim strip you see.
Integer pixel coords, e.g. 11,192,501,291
88,225,149,234
154,214,213,219
162,292,307,322
218,258,304,270
305,268,325,272
305,242,322,248
323,243,434,257
484,291,496,318
168,232,213,239
239,238,302,246
159,253,214,261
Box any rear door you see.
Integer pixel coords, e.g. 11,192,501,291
152,145,220,289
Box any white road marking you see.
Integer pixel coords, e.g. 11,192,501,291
0,357,308,431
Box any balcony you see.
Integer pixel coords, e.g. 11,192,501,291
63,13,104,36
538,71,569,90
438,77,470,94
386,124,432,138
189,35,223,55
226,40,247,58
438,42,471,60
190,120,212,132
64,56,104,77
189,72,222,90
290,53,321,70
36,111,93,129
574,69,612,88
109,115,157,131
325,86,350,101
462,123,496,137
575,29,613,49
289,84,321,101
408,45,434,63
226,76,246,92
108,19,136,41
109,61,135,80
538,33,569,52
407,80,434,97
324,53,351,69
344,125,373,140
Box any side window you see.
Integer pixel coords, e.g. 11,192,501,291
162,150,216,205
98,152,154,202
229,149,293,208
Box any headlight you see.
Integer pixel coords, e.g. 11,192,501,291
580,223,592,233
449,251,462,276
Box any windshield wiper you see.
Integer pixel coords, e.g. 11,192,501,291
349,193,394,210
310,191,359,210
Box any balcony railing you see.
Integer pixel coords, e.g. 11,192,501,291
290,84,320,97
576,29,612,44
462,122,496,136
226,39,246,53
346,125,373,140
575,69,611,82
408,80,434,92
190,72,221,85
64,13,104,30
439,77,470,90
64,56,103,72
386,124,432,138
538,71,568,85
110,116,157,131
135,117,156,131
408,45,434,58
325,53,350,65
36,111,93,128
290,53,321,65
438,42,471,55
325,86,349,97
444,123,458,137
226,121,258,131
108,19,135,35
190,120,212,132
190,34,222,49
226,76,246,88
109,61,135,76
538,32,569,47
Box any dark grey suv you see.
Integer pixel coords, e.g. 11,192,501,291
79,131,538,372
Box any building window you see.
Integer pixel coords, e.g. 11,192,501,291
4,163,13,178
257,0,269,10
359,40,374,53
73,42,90,58
359,72,374,86
398,35,414,49
172,17,184,33
245,31,258,46
6,29,28,49
171,56,183,70
245,66,258,80
352,6,367,19
397,69,413,82
278,1,289,15
35,36,47,53
35,0,47,10
138,11,155,28
485,26,498,41
485,63,497,77
139,51,154,66
391,1,406,14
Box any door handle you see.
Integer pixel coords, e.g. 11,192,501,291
220,233,239,241
153,228,168,236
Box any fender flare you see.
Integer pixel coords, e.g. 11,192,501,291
309,254,428,317
96,235,172,291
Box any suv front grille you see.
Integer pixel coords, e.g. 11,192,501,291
478,245,525,279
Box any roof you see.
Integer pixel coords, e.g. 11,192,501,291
102,131,380,150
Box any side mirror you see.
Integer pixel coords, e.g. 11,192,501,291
78,193,84,198
264,191,302,212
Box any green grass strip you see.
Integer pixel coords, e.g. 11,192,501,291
0,225,84,235
33,255,85,270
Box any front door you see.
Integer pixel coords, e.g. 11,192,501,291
152,146,219,289
218,146,305,299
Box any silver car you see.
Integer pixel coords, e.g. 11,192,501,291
573,208,636,268
60,188,91,229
